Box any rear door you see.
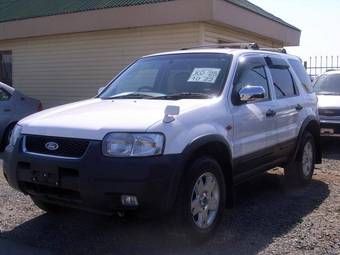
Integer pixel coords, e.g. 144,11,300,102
265,56,301,156
230,55,277,177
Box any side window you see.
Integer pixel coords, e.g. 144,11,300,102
0,88,10,101
269,68,297,99
288,59,313,93
232,56,270,105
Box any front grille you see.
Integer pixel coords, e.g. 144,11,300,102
24,135,90,158
319,108,340,117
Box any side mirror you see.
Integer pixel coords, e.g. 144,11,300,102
98,87,105,95
239,85,265,103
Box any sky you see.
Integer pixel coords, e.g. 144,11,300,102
250,0,340,63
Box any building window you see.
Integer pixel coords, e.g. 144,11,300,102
0,51,12,86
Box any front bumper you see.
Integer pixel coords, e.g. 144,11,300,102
3,136,184,215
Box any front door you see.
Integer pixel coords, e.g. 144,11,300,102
230,55,277,177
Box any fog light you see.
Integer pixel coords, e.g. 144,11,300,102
121,195,139,206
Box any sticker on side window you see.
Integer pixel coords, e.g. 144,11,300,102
188,68,221,83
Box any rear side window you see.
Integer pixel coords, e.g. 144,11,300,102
0,88,10,101
269,68,297,99
288,59,313,93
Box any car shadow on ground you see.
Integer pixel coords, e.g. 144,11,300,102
1,171,329,255
321,136,340,160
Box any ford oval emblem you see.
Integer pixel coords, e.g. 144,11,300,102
45,142,59,151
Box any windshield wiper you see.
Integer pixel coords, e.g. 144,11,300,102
154,92,213,100
103,93,157,99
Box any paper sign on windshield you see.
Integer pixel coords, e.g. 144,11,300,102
188,68,221,83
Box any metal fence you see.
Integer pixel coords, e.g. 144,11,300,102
304,56,340,79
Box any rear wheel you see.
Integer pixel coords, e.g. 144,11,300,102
173,157,226,241
285,131,316,185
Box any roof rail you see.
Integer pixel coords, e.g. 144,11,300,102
181,43,259,50
259,48,287,54
181,43,289,54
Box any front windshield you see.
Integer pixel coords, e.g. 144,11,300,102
100,53,232,100
314,74,340,95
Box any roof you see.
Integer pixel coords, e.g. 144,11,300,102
225,0,299,31
0,0,298,31
0,0,173,23
324,70,340,75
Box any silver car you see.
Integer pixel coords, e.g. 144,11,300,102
314,71,340,135
0,82,42,149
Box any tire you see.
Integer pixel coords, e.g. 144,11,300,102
31,197,67,213
285,131,316,185
1,123,15,150
172,157,226,241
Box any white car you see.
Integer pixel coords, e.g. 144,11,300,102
314,70,340,135
3,44,321,240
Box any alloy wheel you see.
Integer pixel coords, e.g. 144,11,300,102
190,172,220,229
302,141,314,177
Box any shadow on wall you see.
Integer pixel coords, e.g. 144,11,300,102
1,171,329,255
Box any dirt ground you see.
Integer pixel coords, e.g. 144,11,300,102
0,137,339,255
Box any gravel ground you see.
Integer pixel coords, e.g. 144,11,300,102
0,137,339,255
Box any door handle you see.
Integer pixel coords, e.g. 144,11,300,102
266,109,276,117
296,104,303,111
4,108,11,112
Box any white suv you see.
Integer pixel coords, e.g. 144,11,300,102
4,44,321,240
314,70,340,135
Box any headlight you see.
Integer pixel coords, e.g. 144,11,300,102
102,133,165,157
9,124,22,147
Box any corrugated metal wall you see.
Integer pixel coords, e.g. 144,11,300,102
0,22,281,108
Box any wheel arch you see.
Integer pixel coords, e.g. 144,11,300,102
1,121,17,149
295,117,322,164
168,134,234,210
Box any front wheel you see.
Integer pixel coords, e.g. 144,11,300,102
285,131,316,185
1,123,15,150
173,157,226,241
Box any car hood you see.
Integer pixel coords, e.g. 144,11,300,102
317,95,340,108
20,98,208,140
